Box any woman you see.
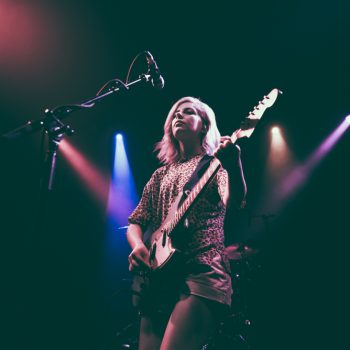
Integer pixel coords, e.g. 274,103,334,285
127,96,247,350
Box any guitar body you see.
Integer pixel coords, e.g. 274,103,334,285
132,199,186,307
146,191,184,270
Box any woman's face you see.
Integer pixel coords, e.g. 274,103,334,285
171,102,204,141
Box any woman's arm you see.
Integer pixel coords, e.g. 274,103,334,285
126,223,150,271
214,137,247,209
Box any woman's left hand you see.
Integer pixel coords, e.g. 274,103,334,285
214,136,241,171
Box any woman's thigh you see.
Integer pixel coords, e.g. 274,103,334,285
160,294,218,350
139,313,168,350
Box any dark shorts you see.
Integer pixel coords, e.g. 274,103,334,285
186,252,233,305
131,252,232,318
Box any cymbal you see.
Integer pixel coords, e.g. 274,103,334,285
225,243,259,260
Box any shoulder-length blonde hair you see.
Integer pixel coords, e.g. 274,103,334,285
154,97,221,165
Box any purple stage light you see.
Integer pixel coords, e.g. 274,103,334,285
279,117,350,200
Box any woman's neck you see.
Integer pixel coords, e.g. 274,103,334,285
178,141,203,160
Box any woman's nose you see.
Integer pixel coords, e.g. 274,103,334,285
174,112,183,119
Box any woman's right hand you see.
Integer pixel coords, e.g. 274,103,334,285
128,242,151,272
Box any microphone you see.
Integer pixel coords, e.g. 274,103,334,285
145,51,165,89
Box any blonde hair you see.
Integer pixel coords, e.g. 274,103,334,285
154,97,221,165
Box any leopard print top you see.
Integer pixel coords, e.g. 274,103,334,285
128,155,229,266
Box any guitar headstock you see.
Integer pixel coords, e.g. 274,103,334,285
232,88,281,141
262,88,280,107
242,88,281,126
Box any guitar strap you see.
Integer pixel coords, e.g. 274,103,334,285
182,154,214,200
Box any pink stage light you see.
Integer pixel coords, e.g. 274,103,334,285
256,125,296,212
59,139,109,207
0,2,60,74
267,125,295,178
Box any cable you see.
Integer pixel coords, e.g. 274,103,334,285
96,51,149,97
125,51,148,84
95,78,129,97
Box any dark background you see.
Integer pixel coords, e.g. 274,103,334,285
1,0,349,349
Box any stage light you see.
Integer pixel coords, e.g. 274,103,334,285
271,126,280,135
59,139,109,207
268,125,293,170
102,133,139,294
280,117,350,200
259,124,296,212
106,133,138,227
103,132,139,283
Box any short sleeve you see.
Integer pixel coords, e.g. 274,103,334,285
128,167,164,230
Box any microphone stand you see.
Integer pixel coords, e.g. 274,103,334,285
1,73,153,225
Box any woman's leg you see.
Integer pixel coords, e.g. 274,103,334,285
138,313,168,350
160,294,218,350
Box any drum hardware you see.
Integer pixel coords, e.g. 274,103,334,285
115,320,138,350
225,243,259,261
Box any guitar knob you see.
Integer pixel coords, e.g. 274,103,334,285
184,218,189,229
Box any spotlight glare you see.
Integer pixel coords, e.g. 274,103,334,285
271,126,280,135
59,140,109,206
345,115,350,124
116,133,123,141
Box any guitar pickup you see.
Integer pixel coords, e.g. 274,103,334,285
150,243,156,262
162,230,167,247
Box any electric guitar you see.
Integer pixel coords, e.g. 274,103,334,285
146,88,281,271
